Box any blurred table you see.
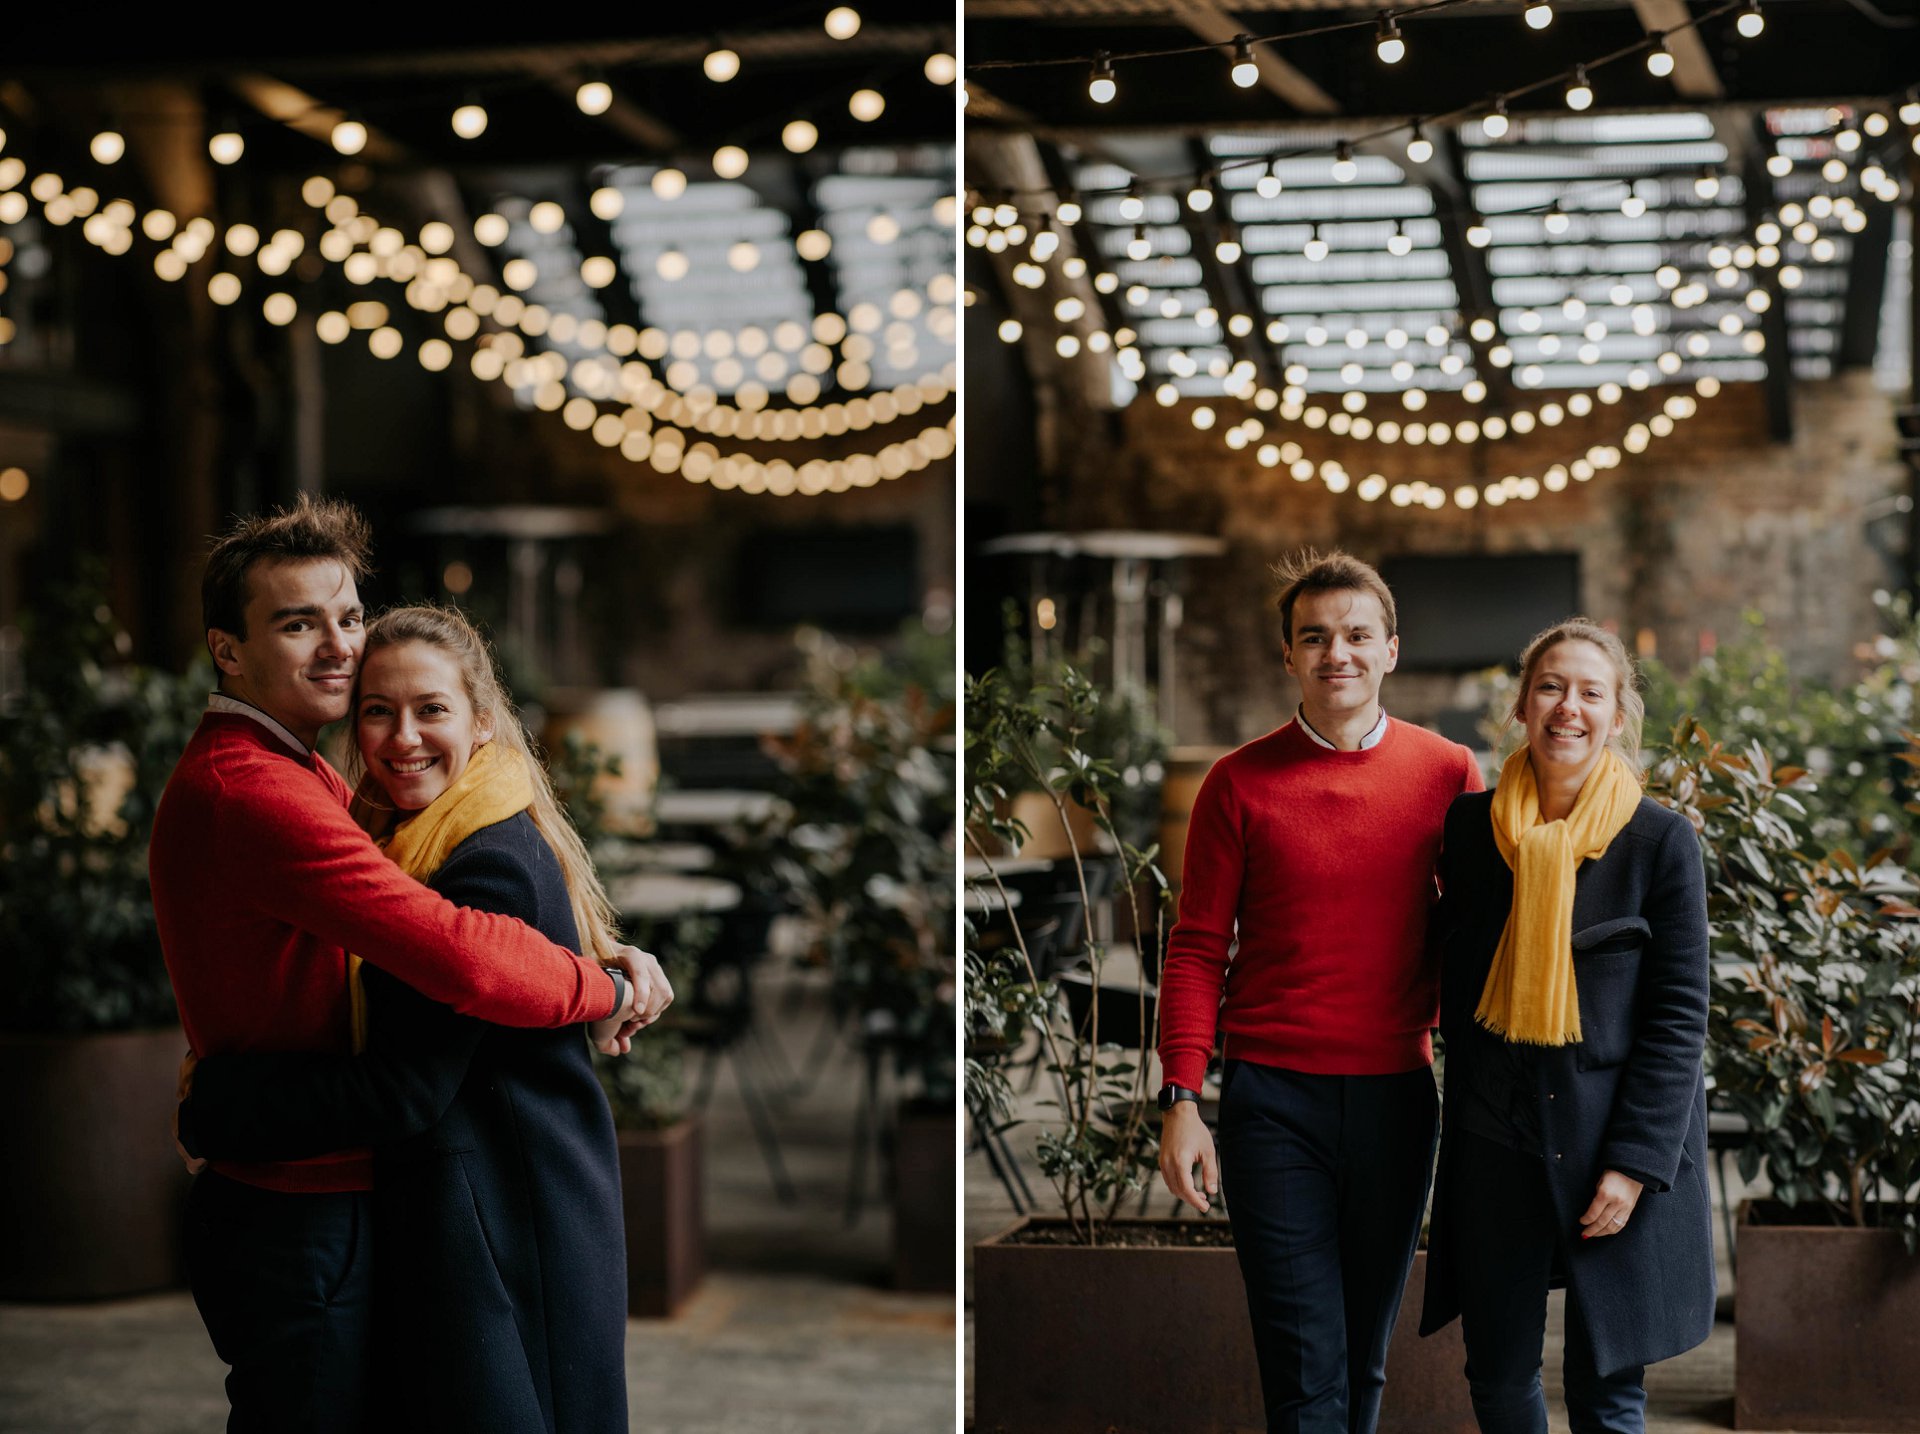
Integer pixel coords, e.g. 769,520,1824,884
652,789,784,829
607,872,743,919
964,855,1054,881
604,840,717,875
964,886,1022,912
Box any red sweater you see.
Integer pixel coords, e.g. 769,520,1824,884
1157,717,1482,1091
150,712,617,1193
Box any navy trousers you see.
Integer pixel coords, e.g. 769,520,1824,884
1446,1129,1647,1434
184,1170,373,1434
1217,1060,1440,1434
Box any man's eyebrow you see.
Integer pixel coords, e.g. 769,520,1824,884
268,603,364,622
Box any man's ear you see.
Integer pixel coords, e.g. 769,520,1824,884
1384,633,1400,673
207,628,245,679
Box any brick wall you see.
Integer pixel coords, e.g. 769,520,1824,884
1031,373,1906,746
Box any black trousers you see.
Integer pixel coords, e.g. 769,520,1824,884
1218,1061,1440,1434
184,1169,373,1434
1446,1129,1646,1434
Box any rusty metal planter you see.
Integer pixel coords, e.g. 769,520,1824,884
617,1116,705,1318
0,1027,194,1301
893,1100,956,1292
1736,1202,1920,1430
973,1217,1471,1433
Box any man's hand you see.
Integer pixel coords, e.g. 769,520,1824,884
173,1049,206,1175
1579,1168,1644,1239
589,945,675,1056
1158,1102,1219,1214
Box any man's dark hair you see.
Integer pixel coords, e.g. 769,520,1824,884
202,493,373,641
1270,548,1397,645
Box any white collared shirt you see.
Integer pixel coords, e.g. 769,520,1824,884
1297,705,1389,751
207,692,311,758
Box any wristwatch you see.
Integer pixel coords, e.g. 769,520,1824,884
1157,1083,1199,1112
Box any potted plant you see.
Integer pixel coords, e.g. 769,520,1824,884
765,620,957,1291
0,575,208,1299
965,662,1470,1433
1648,716,1920,1432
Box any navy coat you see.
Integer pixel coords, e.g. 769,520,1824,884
1418,790,1715,1377
184,812,627,1434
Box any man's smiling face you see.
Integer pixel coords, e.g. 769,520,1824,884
1282,587,1399,727
208,558,365,747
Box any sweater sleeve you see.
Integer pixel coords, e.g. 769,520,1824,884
1598,814,1710,1190
1156,758,1244,1092
1461,745,1486,795
216,762,616,1028
179,840,548,1162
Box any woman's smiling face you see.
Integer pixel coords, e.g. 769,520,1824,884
355,640,491,811
1521,638,1625,789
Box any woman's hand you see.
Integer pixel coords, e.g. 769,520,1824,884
1158,1103,1220,1214
1579,1168,1643,1239
589,946,675,1055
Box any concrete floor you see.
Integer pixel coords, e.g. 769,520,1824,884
0,967,957,1434
964,1056,1756,1434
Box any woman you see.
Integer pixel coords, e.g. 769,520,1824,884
1419,619,1713,1433
179,605,632,1433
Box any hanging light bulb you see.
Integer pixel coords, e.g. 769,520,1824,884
1304,223,1328,261
1127,225,1151,261
1483,97,1510,140
1695,167,1721,199
1646,34,1675,77
1187,180,1214,212
1736,0,1763,37
704,48,740,82
1565,65,1593,111
1543,203,1570,234
1230,34,1259,88
1467,222,1492,246
849,89,885,122
1525,0,1553,28
1331,141,1357,183
657,247,690,280
1405,124,1433,164
1766,152,1792,177
782,119,818,153
576,80,613,116
1118,185,1144,222
1376,15,1406,63
208,132,245,165
1056,192,1083,225
451,102,488,139
713,145,749,179
90,132,125,164
1216,225,1242,263
331,119,367,155
824,6,861,39
1387,219,1412,256
1088,52,1117,105
1256,160,1283,199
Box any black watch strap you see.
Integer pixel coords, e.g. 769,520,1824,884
1158,1083,1199,1112
605,966,630,1022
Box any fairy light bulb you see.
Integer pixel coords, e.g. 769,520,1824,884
824,6,860,39
1304,224,1328,261
1376,15,1406,63
1089,53,1117,105
1405,124,1433,164
1483,98,1510,140
704,48,740,82
1646,34,1675,77
1466,222,1491,247
1256,161,1283,199
575,81,613,116
782,119,818,153
1566,66,1593,111
1695,167,1721,199
1056,194,1083,225
1118,186,1144,222
1331,142,1357,184
713,145,749,179
849,89,885,122
657,248,690,280
90,132,125,164
1387,220,1412,256
1737,0,1763,37
1230,35,1258,88
451,103,488,138
1127,225,1151,261
1215,226,1242,264
1525,0,1552,28
331,119,367,155
208,132,244,165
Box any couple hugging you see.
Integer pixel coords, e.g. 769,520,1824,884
152,494,670,1433
1156,550,1713,1434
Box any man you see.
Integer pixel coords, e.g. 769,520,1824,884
1157,549,1482,1434
151,494,668,1433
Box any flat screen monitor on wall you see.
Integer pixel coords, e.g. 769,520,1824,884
734,524,919,632
1379,553,1582,670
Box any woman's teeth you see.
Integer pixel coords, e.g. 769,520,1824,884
387,757,437,774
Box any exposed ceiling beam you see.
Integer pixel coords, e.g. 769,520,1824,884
1171,0,1340,117
227,73,412,165
1631,0,1726,100
1036,140,1134,343
533,67,680,152
1734,110,1793,441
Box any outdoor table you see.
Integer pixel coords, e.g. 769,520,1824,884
606,872,743,919
652,788,784,829
963,855,1054,880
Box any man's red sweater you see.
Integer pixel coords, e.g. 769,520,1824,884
150,712,618,1194
1157,717,1482,1092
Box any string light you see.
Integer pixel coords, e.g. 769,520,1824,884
782,120,819,153
1695,167,1721,200
576,80,613,116
704,48,740,82
824,6,860,39
90,132,125,164
1645,34,1676,77
1566,65,1593,111
452,103,488,139
1127,225,1151,261
1524,0,1553,29
208,132,244,164
1737,0,1764,37
1303,224,1329,262
926,54,957,85
1387,219,1412,257
1230,34,1259,88
331,119,368,156
1089,53,1117,105
1215,225,1242,263
1331,142,1357,184
1406,124,1433,164
1376,15,1406,63
1483,98,1510,140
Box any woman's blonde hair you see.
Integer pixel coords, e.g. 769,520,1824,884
346,604,622,964
1507,617,1645,767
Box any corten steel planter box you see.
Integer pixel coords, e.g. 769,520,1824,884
617,1116,705,1318
973,1217,1470,1434
0,1027,194,1300
1735,1201,1920,1431
893,1101,956,1292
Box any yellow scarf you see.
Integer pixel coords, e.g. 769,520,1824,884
1474,745,1641,1045
347,740,534,1050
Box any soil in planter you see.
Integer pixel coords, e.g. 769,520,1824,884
998,1218,1237,1248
